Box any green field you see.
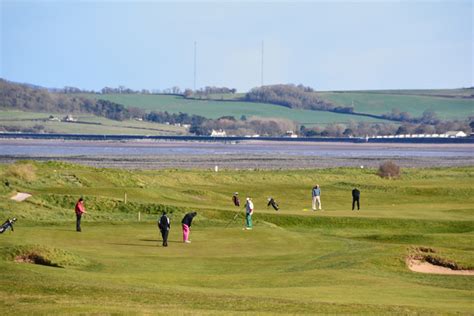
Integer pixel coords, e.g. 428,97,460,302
0,162,473,314
83,89,473,125
84,94,391,125
317,91,473,120
347,88,474,98
0,111,187,135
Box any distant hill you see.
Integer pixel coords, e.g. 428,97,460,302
81,93,391,126
1,78,471,136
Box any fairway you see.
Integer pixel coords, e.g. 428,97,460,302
0,162,473,314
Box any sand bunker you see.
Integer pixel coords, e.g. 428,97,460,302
407,259,474,276
10,192,32,202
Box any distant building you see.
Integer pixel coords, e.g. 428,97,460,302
210,129,226,137
64,114,77,122
445,131,467,138
284,131,298,138
369,131,468,139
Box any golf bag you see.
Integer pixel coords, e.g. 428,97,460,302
0,218,16,234
267,198,279,211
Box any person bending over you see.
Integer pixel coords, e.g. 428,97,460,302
181,212,197,243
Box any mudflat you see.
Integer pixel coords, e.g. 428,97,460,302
0,139,472,169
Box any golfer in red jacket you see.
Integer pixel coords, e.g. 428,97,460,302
75,197,87,232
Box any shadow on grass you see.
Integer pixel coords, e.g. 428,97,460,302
139,239,183,243
107,243,157,248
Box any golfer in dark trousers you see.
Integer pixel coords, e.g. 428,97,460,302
352,188,360,210
158,212,170,247
75,197,86,232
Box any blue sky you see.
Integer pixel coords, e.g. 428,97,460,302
1,1,472,92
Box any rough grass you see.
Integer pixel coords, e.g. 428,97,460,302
0,162,472,314
5,162,37,182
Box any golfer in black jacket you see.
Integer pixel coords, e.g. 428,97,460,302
181,212,197,243
352,188,361,210
158,212,170,247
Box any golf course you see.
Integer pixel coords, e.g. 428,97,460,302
0,161,472,314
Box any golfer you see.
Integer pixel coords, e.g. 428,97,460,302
158,212,170,247
245,197,254,230
352,188,360,210
74,197,86,232
181,211,197,243
312,185,322,211
232,192,240,207
267,197,279,211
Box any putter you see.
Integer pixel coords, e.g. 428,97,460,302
225,211,241,228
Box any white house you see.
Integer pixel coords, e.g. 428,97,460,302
445,131,467,138
210,129,226,137
284,131,298,138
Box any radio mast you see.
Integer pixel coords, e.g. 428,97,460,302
194,41,197,90
261,40,264,86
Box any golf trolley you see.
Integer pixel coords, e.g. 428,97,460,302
0,218,17,234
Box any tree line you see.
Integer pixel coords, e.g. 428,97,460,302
299,119,471,138
0,79,129,121
245,84,341,112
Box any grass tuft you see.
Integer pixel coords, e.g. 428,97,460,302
5,162,37,182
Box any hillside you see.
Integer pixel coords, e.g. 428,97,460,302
317,90,473,120
1,79,471,136
0,111,187,135
85,87,473,125
82,93,391,126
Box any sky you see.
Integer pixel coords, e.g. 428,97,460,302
1,0,472,92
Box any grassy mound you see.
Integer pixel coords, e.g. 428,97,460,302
2,245,92,269
408,246,473,271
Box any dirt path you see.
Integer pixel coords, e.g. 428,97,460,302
10,192,32,202
408,259,474,276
